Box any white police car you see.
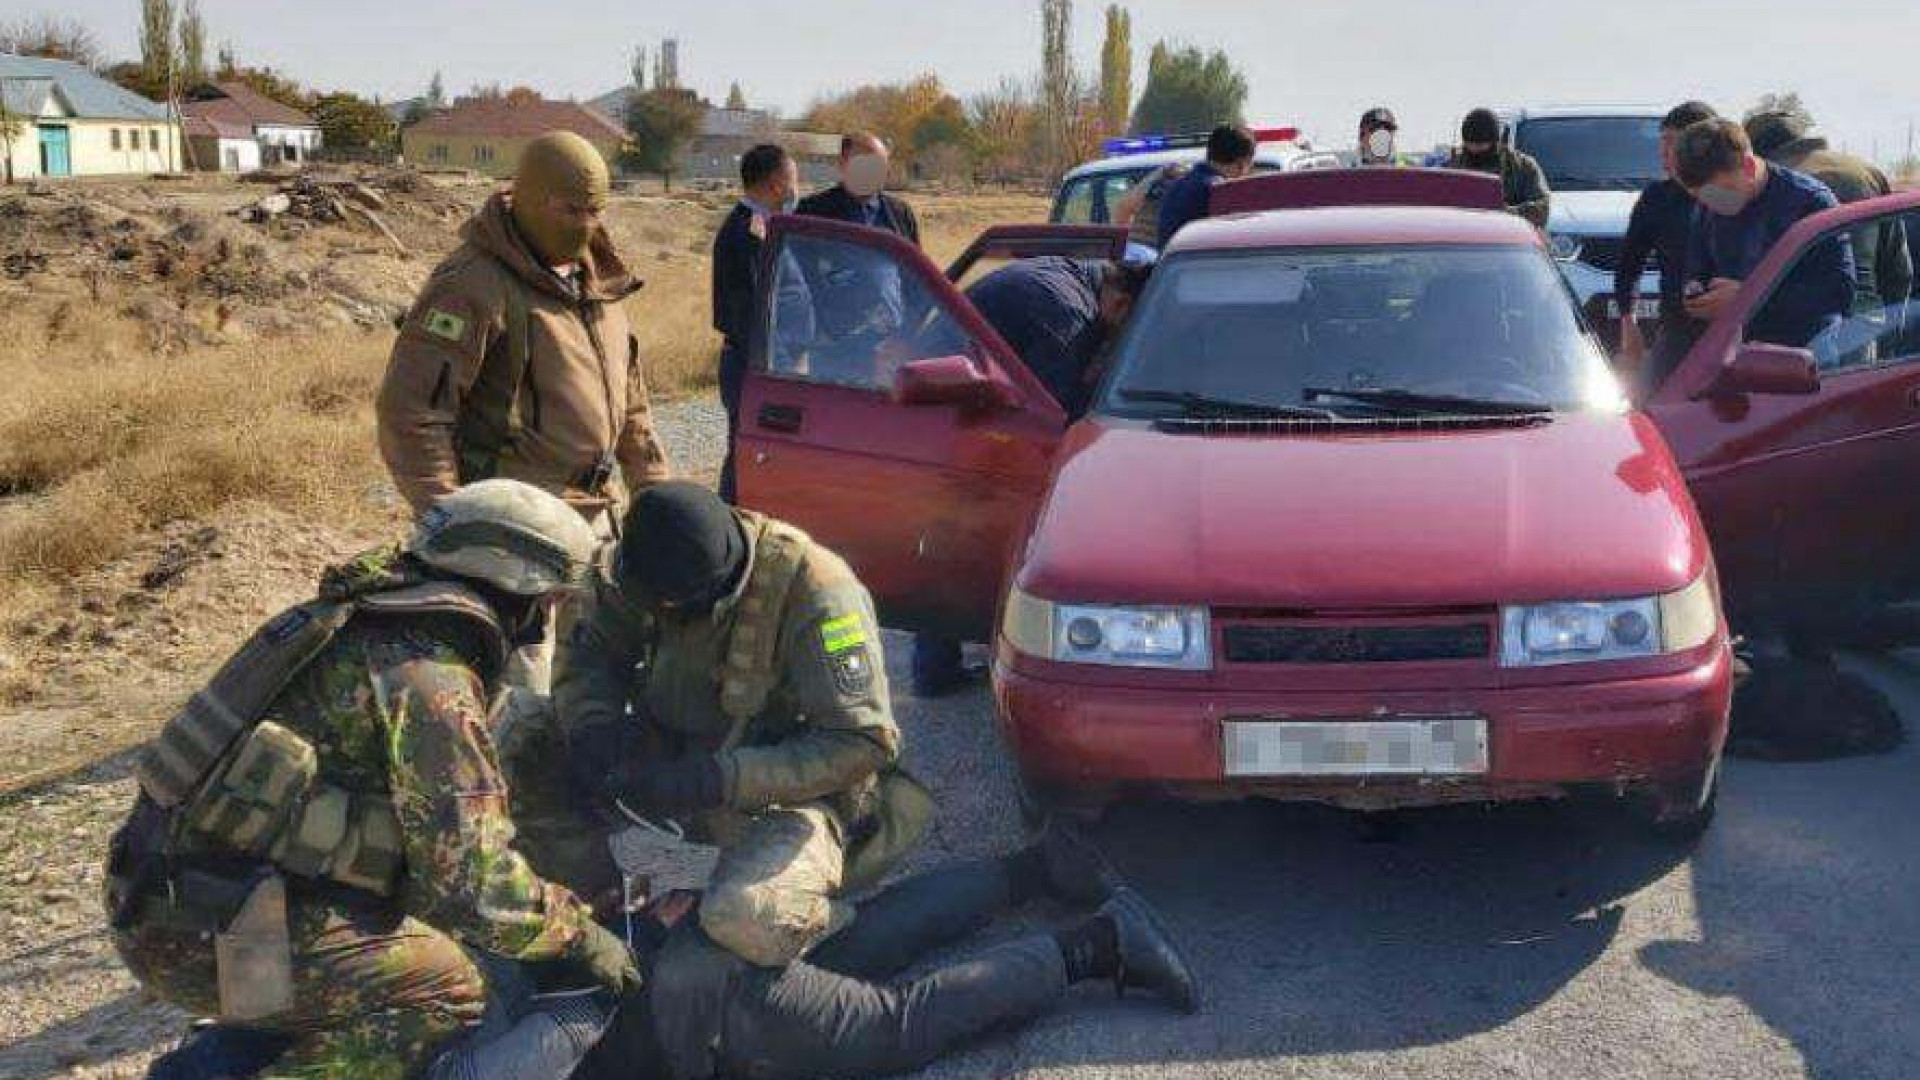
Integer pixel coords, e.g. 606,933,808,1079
1049,127,1340,231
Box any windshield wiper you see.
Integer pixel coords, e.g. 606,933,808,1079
1119,387,1337,420
1300,386,1551,417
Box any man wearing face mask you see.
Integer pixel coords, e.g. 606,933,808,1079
1448,108,1552,228
556,482,931,968
796,131,921,246
1675,118,1854,348
712,144,801,504
1615,101,1719,396
1357,106,1400,167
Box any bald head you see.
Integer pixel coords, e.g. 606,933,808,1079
512,131,611,263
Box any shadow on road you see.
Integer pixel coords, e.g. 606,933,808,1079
1639,650,1920,1080
1005,793,1689,1070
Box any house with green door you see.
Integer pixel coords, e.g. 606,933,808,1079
1,54,180,182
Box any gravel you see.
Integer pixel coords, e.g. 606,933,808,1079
3,399,1916,1079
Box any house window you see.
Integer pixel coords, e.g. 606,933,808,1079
429,143,449,163
111,128,122,151
474,144,495,165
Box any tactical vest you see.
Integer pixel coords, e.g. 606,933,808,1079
134,575,506,898
715,513,811,728
452,270,535,486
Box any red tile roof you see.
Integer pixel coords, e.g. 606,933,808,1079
181,81,316,130
182,114,252,140
406,97,626,142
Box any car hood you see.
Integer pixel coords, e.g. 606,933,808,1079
1547,189,1637,236
1018,413,1707,609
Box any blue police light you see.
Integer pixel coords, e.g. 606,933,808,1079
1102,127,1300,157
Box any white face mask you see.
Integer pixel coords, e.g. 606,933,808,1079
1363,129,1395,162
843,154,889,198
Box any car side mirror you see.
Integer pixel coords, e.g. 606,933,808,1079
892,354,1015,411
1714,342,1821,397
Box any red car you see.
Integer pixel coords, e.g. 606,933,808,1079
736,172,1920,837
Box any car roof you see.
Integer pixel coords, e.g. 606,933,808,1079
1164,205,1545,255
1063,145,1301,180
1498,104,1668,122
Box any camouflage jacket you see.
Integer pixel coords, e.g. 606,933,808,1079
555,512,899,817
1449,146,1552,228
173,598,598,963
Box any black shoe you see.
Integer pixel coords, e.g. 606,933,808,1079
1103,888,1200,1014
912,662,987,698
1038,820,1123,906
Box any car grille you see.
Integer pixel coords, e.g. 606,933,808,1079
1223,623,1492,664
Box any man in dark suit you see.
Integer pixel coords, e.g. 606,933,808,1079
797,131,921,245
712,143,800,503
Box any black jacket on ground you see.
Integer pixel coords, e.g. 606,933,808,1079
796,184,922,248
711,203,762,348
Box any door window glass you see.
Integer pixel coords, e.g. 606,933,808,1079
1751,209,1918,370
766,233,981,390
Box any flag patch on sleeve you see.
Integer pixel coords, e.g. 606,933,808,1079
819,614,867,655
423,309,467,342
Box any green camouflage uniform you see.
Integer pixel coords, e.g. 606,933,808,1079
112,608,601,1080
557,511,923,967
1449,145,1553,228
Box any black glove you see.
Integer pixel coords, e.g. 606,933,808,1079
609,755,727,816
563,921,644,997
566,722,630,818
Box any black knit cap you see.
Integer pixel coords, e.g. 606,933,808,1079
1461,108,1501,145
618,481,747,609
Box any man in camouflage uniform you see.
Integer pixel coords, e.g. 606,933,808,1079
1747,110,1913,311
557,482,928,967
1449,107,1553,228
106,481,641,1080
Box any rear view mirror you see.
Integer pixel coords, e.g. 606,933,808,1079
892,354,1014,411
1716,342,1820,396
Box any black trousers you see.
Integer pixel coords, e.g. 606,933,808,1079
717,342,747,504
594,860,1070,1080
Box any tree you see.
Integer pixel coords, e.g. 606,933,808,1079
226,66,309,111
1129,42,1247,134
138,0,176,94
1039,0,1078,174
967,80,1041,182
216,41,236,78
311,91,397,152
629,46,647,92
654,38,680,91
1098,5,1132,134
726,82,748,111
1748,91,1814,129
503,86,543,106
177,0,206,88
427,71,446,108
803,75,969,174
0,15,105,68
0,97,22,184
624,88,703,188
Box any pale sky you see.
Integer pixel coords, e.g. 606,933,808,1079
44,0,1920,165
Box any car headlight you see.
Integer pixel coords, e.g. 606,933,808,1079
1499,574,1719,667
1002,587,1212,670
1547,232,1584,262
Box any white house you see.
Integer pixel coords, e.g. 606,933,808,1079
180,81,321,171
0,53,180,180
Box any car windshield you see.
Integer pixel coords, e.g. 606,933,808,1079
1096,245,1623,419
1513,116,1664,191
1053,169,1151,225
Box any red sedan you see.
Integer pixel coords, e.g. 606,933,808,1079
735,171,1920,839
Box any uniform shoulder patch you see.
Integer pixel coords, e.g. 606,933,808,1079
818,613,867,655
817,612,874,696
423,308,468,342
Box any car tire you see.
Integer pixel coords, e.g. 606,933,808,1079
1628,757,1720,844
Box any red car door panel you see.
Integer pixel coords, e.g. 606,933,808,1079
1649,192,1920,629
737,216,1064,638
945,224,1129,282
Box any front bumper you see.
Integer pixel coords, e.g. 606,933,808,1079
994,646,1731,811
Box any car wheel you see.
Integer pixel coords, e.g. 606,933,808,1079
1628,757,1720,844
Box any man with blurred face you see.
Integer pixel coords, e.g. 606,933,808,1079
1675,117,1854,347
1614,101,1718,395
1357,106,1399,167
1448,108,1551,228
797,131,922,246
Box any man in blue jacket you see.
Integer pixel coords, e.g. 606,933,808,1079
1155,125,1257,247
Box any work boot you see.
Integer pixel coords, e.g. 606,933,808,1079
1105,888,1200,1014
1038,820,1123,906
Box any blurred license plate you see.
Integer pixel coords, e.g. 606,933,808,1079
1605,297,1662,320
1223,716,1488,777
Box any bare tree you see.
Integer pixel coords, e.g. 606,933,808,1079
1039,0,1079,174
0,14,105,68
177,0,207,88
1098,5,1131,134
630,45,648,92
0,97,22,184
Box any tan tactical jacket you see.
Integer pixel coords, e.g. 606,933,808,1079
377,193,672,517
556,513,900,820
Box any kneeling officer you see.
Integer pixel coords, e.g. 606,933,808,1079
558,482,929,967
106,480,642,1080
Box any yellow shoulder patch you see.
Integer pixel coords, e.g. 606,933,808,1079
819,613,867,655
423,308,468,343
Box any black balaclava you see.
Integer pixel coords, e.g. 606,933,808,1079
1460,109,1502,166
617,481,748,614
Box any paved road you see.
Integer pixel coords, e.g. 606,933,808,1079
882,639,1920,1080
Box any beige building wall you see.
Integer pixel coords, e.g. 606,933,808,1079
402,131,621,178
65,119,181,175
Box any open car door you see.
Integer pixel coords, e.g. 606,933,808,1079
1646,190,1920,637
735,216,1068,639
944,224,1129,283
1208,167,1505,216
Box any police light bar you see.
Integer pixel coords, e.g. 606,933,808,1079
1102,126,1300,156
